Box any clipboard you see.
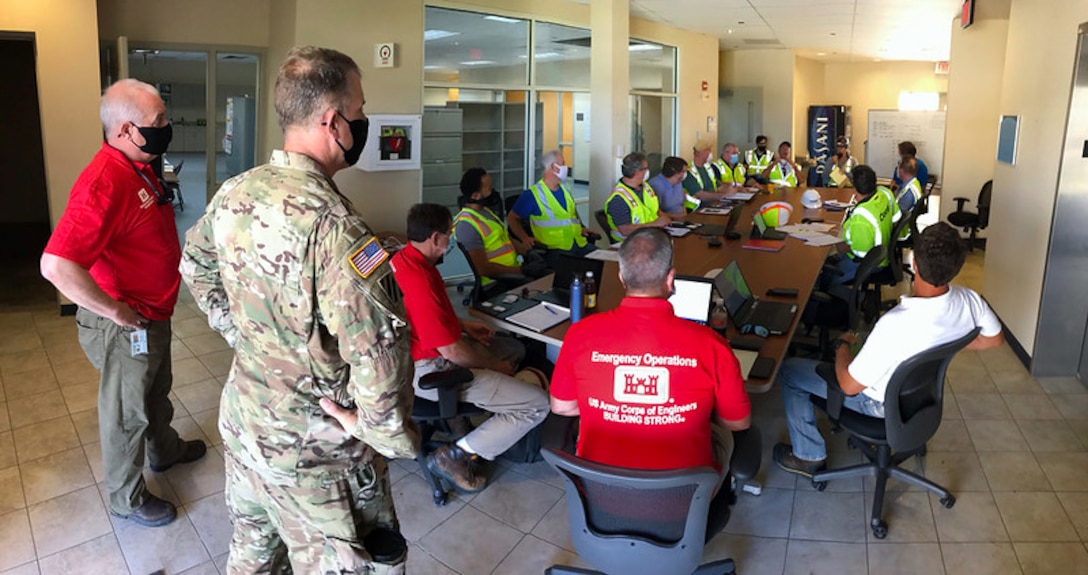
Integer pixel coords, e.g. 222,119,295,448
505,302,570,332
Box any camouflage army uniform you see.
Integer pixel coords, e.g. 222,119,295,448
181,150,418,574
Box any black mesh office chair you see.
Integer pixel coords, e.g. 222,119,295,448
455,241,526,308
410,367,488,506
863,214,911,313
541,417,762,575
801,247,886,359
164,159,184,212
593,209,613,242
948,180,992,252
807,327,981,539
897,182,933,281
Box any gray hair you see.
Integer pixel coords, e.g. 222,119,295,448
100,79,160,133
618,228,673,293
541,149,563,172
275,46,360,130
723,142,739,153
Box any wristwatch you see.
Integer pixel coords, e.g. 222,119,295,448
832,337,851,351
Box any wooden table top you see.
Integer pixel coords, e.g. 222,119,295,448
471,185,856,393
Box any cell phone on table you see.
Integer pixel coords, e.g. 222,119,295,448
766,287,798,298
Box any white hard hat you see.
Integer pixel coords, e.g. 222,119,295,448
801,188,822,209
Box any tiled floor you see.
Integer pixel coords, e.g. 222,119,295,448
3,252,1088,574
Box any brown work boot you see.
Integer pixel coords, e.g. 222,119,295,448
427,444,487,493
772,443,827,478
110,494,177,527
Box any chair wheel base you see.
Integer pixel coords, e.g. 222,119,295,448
432,489,449,506
940,495,956,509
812,480,827,492
871,519,888,539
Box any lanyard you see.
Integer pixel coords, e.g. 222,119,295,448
127,158,174,206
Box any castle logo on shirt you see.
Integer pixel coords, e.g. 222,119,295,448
137,188,155,209
613,366,669,404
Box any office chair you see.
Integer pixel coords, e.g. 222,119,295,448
897,185,931,281
541,417,762,575
799,247,886,359
455,241,526,308
164,159,184,212
948,180,992,252
410,367,488,506
593,209,613,243
863,214,911,314
807,327,981,539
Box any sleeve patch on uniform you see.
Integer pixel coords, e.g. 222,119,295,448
348,237,390,279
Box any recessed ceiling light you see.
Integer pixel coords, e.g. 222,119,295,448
424,30,459,41
460,60,496,66
727,29,734,34
817,52,827,56
483,15,520,23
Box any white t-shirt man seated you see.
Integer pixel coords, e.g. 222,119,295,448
772,221,1004,477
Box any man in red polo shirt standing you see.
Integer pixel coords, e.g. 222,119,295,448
41,79,205,527
391,203,549,495
550,228,751,538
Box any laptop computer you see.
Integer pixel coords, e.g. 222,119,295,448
752,211,788,240
668,275,715,325
698,204,745,238
713,261,797,335
531,254,605,309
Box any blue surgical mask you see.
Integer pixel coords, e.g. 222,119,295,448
729,153,739,164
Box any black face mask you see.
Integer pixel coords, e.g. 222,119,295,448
757,143,767,153
135,123,173,156
335,112,369,166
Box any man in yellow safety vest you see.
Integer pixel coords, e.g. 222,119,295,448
508,149,597,266
604,152,671,242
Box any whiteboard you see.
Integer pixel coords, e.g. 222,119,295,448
866,110,945,180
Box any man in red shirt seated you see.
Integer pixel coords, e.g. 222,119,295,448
391,203,550,493
549,227,752,538
40,79,205,527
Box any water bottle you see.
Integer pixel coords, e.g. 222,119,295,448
569,274,585,323
584,271,598,312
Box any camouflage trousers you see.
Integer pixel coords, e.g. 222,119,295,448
224,451,405,575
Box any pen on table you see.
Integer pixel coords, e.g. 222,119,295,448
541,303,558,315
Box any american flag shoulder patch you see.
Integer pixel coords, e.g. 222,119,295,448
348,237,389,279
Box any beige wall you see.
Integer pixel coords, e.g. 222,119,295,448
940,4,1010,228
720,49,795,149
96,0,270,48
984,0,1088,356
792,55,825,159
258,0,296,158
820,61,947,165
1,0,103,228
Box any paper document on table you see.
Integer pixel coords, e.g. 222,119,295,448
665,226,693,238
699,206,733,215
505,302,570,332
586,249,620,262
734,349,758,379
779,222,835,235
727,192,756,201
822,200,853,211
829,166,848,187
802,234,845,247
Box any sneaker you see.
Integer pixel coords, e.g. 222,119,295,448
427,444,487,493
150,439,207,473
772,443,827,478
111,494,177,527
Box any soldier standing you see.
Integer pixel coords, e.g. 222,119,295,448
181,46,417,574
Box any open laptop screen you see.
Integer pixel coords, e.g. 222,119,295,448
552,254,605,292
668,276,715,324
714,261,753,319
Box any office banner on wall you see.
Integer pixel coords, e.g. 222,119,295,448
807,106,847,187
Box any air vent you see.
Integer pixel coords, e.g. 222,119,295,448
742,38,782,46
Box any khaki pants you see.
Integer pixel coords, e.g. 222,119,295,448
412,335,550,460
75,307,182,515
224,452,404,575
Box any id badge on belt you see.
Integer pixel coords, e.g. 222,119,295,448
131,329,149,356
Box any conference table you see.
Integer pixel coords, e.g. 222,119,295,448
469,185,857,393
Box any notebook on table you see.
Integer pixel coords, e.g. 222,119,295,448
667,275,716,325
713,261,797,335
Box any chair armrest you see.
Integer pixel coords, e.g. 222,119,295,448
729,425,762,483
809,290,833,304
541,413,579,454
815,362,846,421
822,262,844,277
952,197,970,211
418,367,473,390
